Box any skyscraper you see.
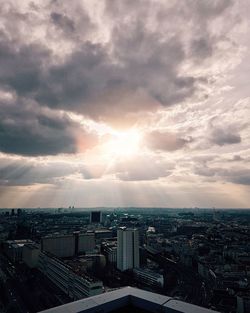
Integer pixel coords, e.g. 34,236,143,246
117,227,139,271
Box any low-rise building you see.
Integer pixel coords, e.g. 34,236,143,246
41,232,96,258
78,233,95,254
41,234,75,258
102,240,117,264
133,268,164,288
22,243,40,268
3,239,33,262
38,252,103,299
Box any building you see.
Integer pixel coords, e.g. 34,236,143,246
102,240,117,264
17,208,23,217
38,286,219,313
42,234,75,258
78,233,95,254
41,232,96,258
237,295,250,313
133,268,164,288
95,229,113,243
22,243,40,268
90,211,102,224
3,239,33,262
38,252,103,300
117,227,139,271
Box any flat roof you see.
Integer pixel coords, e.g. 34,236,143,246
38,286,219,313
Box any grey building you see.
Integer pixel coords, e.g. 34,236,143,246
117,228,139,271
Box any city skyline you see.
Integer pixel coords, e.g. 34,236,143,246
0,0,250,208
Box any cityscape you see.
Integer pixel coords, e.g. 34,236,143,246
1,1,250,313
0,207,249,312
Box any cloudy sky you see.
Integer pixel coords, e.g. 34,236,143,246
0,0,249,208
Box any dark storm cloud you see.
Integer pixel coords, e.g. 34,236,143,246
0,32,50,96
194,165,250,186
0,0,241,158
0,158,77,186
50,12,75,33
193,0,233,18
0,113,75,156
190,37,214,59
144,131,191,151
232,174,250,186
210,127,241,146
113,157,173,181
0,96,97,156
0,0,237,124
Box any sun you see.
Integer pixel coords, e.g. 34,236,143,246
103,129,142,158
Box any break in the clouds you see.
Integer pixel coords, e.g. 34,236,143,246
0,0,250,208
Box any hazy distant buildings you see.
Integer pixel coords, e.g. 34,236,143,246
117,227,139,271
90,211,102,224
17,208,22,217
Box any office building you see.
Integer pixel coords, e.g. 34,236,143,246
117,227,139,271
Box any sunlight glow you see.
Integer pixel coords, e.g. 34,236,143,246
103,129,142,158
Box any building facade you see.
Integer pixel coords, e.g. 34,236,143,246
22,243,40,268
38,252,103,299
3,239,34,263
117,228,139,271
41,232,96,258
78,233,95,254
133,268,164,288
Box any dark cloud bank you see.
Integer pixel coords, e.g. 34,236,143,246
0,0,238,156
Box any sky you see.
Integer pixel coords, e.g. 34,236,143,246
0,0,250,208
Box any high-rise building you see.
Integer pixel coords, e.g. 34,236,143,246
117,227,139,271
90,211,102,223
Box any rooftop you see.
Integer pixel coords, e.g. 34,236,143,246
38,286,219,313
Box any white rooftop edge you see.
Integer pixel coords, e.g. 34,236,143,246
38,286,220,313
